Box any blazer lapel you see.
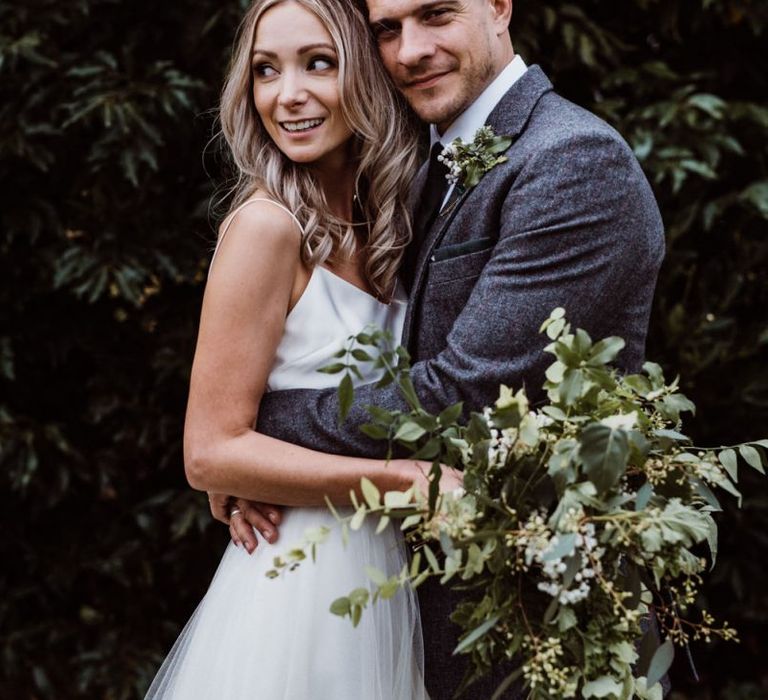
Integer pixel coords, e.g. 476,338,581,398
400,160,430,293
401,66,554,348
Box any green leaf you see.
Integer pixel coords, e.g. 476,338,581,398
411,437,441,460
338,373,354,423
351,604,362,627
366,405,396,425
349,587,369,607
636,481,653,510
542,533,578,561
583,676,624,698
359,423,389,440
318,362,347,374
365,565,387,586
637,628,657,678
438,402,463,426
350,507,366,531
453,614,500,654
361,477,381,509
624,374,652,396
740,180,768,219
394,421,427,442
546,360,566,383
560,368,586,406
739,444,765,474
398,375,422,411
351,348,372,362
718,448,738,482
646,639,674,688
423,545,441,573
653,428,690,443
658,392,696,421
330,597,350,617
692,478,722,511
587,336,626,365
705,515,718,569
579,424,630,492
490,668,524,700
546,317,566,339
643,362,665,386
543,596,559,625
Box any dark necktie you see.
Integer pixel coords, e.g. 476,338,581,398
413,142,450,243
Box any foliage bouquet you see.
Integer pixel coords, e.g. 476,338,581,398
270,309,768,700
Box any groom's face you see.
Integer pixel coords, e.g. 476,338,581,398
367,0,508,132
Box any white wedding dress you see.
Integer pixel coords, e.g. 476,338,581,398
145,199,428,699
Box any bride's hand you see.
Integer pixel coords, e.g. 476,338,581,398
208,492,283,554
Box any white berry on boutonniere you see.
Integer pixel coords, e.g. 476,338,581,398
437,125,513,190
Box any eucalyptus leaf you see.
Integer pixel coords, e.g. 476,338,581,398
718,448,738,482
739,444,765,474
360,477,380,509
454,615,500,654
330,597,350,617
542,533,578,561
646,639,674,688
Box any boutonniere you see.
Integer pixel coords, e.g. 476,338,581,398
437,125,513,190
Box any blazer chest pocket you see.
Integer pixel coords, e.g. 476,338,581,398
427,239,494,286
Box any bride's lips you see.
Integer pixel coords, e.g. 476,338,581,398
278,117,326,138
405,71,451,90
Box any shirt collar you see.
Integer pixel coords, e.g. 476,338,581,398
429,55,528,148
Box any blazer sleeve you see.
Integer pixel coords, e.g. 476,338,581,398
256,130,665,457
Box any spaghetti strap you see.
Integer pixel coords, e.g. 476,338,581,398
210,198,304,270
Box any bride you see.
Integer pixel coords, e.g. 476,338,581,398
145,0,461,697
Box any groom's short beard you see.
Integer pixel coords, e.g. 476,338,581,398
423,55,496,130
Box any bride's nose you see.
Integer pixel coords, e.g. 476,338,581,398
277,70,309,108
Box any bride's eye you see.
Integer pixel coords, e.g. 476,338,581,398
307,55,336,71
253,62,278,78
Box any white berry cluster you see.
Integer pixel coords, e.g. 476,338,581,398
515,509,605,606
436,143,462,184
482,407,542,469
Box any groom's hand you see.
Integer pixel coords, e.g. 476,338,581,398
207,492,282,553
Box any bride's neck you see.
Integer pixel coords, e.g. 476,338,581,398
309,149,357,220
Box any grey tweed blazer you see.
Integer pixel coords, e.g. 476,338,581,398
256,66,665,698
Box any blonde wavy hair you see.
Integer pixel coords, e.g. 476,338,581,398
219,0,419,300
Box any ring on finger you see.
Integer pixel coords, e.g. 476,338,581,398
229,507,243,518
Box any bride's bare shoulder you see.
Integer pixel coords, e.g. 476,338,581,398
211,192,303,274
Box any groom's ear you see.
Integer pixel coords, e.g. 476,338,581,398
489,0,513,34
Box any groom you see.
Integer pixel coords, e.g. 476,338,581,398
217,0,664,696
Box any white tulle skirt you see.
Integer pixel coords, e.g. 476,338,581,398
145,506,428,699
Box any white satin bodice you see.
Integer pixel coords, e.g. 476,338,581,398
268,266,406,390
213,197,407,392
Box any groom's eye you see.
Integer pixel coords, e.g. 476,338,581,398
372,21,400,42
424,9,452,23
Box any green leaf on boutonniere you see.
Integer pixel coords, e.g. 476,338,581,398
439,125,513,191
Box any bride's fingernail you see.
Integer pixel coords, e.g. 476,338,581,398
264,530,273,541
268,513,279,524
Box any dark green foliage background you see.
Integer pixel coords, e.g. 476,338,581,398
1,0,766,697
